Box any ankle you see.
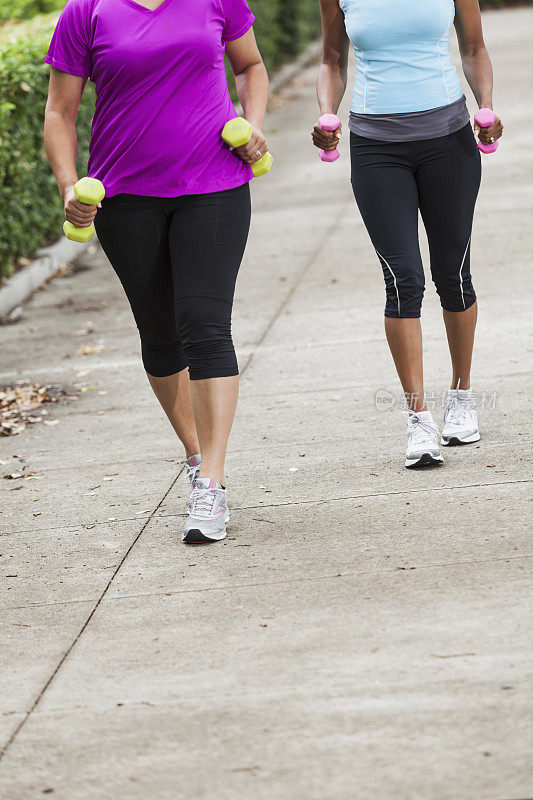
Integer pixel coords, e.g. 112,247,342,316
185,445,201,460
407,402,427,413
451,379,470,391
404,392,426,413
198,471,225,488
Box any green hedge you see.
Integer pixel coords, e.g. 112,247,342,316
0,0,62,26
0,0,523,278
0,19,94,278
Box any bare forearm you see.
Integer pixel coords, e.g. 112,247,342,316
461,46,494,108
317,61,347,115
44,109,78,199
235,61,269,130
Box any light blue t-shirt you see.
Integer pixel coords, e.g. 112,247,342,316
341,0,464,114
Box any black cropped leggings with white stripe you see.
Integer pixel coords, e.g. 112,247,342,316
350,123,481,318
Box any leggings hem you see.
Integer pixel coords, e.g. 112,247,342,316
440,296,477,313
384,311,421,319
189,367,239,381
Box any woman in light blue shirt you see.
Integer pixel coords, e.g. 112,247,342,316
313,0,503,468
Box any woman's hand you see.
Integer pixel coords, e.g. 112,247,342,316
234,123,268,165
474,111,503,146
63,184,101,228
311,121,342,151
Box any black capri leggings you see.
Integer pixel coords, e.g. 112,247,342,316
350,123,482,318
94,183,251,380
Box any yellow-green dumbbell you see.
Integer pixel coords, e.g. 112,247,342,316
63,177,105,243
221,117,273,177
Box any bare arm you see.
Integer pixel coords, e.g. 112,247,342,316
454,0,503,143
225,28,270,163
313,0,349,151
44,68,98,227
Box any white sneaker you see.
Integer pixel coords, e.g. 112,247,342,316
405,410,443,468
182,478,228,543
441,388,480,446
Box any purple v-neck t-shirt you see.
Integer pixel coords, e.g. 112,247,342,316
44,0,255,197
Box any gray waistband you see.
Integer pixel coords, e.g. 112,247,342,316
349,95,470,142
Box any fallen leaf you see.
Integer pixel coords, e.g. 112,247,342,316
76,343,105,356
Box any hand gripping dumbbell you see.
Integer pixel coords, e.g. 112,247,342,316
474,108,498,154
317,113,341,162
63,177,105,242
221,118,273,177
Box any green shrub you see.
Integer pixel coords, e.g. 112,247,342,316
0,0,63,26
0,20,94,278
249,0,321,72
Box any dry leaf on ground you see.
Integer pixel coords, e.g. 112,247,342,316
0,383,75,437
76,342,105,356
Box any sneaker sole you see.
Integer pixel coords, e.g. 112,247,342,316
182,527,227,544
441,432,480,446
405,452,444,469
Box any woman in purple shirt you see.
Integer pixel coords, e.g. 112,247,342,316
44,0,269,543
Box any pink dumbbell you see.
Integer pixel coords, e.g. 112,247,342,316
318,113,341,162
475,108,498,154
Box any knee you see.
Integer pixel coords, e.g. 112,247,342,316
175,295,238,380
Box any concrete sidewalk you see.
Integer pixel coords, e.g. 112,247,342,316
1,9,531,799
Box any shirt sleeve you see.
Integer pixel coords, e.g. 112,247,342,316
221,0,255,43
44,0,92,78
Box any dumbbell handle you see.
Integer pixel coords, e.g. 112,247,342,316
318,114,341,162
221,117,273,177
474,108,498,155
63,177,105,242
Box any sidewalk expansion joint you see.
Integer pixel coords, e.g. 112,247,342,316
8,477,530,537
0,468,181,763
3,553,530,613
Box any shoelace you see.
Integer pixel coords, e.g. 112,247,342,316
189,486,224,519
185,463,199,484
403,410,438,444
444,398,475,427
